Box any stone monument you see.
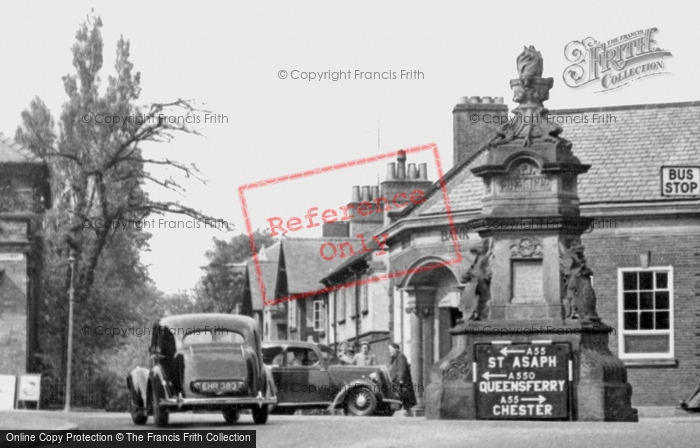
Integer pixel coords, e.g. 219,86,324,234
424,47,638,421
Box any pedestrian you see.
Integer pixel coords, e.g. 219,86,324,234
388,342,417,415
352,342,377,366
337,341,354,365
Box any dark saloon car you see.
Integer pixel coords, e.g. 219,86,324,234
126,314,277,427
261,341,402,416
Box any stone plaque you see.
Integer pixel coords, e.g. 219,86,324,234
499,161,551,192
475,342,571,420
512,260,543,303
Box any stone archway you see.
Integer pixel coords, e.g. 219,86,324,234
400,259,461,415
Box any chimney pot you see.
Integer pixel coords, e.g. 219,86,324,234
481,96,493,104
418,163,428,180
361,186,371,202
351,186,361,203
468,96,481,104
397,151,406,179
460,96,470,104
386,162,396,180
371,185,380,200
494,96,505,104
407,163,417,179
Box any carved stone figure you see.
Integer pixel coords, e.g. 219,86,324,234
559,237,599,321
459,239,494,321
516,45,544,79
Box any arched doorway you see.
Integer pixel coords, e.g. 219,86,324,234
400,259,461,414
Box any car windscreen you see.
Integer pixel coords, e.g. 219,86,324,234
179,328,246,347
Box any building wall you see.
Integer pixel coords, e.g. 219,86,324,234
328,274,392,362
0,252,28,375
1,163,47,374
581,221,700,406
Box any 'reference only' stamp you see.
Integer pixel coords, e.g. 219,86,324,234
238,143,462,306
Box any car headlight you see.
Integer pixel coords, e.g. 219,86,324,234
369,372,379,383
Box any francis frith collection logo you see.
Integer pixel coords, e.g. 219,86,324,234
563,27,672,92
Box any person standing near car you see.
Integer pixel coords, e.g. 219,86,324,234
352,342,377,366
388,342,417,415
337,341,354,365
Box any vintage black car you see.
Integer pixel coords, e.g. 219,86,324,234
261,341,402,416
126,314,277,427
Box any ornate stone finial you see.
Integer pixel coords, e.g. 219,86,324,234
488,45,566,148
517,45,544,79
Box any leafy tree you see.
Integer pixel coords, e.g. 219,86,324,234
15,13,223,398
198,229,276,313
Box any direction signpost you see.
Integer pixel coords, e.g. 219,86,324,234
474,342,571,420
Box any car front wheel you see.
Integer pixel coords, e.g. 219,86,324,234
151,386,169,427
129,389,147,425
345,387,377,417
252,404,269,424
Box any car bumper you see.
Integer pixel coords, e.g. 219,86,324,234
160,392,278,410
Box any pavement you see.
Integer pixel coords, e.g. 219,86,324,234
0,410,78,431
0,406,696,431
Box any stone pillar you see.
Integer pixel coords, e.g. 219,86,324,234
404,286,437,416
421,308,434,388
409,311,423,414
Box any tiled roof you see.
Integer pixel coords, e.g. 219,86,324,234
247,241,281,310
411,101,700,216
280,237,358,295
247,261,278,310
0,132,44,164
551,102,700,203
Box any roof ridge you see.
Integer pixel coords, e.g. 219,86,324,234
549,100,700,115
0,132,44,163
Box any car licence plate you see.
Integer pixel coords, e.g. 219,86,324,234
198,381,240,392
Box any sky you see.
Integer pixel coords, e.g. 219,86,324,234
1,0,697,293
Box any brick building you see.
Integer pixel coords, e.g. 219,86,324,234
0,132,50,374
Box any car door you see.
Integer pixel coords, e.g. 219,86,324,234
279,347,333,405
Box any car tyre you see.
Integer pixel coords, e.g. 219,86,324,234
252,404,269,424
223,407,240,424
129,389,148,425
152,386,169,427
345,387,377,417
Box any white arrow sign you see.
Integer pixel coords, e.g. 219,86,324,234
482,372,507,381
500,347,526,356
521,395,547,404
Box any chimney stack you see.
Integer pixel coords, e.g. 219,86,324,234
453,95,509,166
